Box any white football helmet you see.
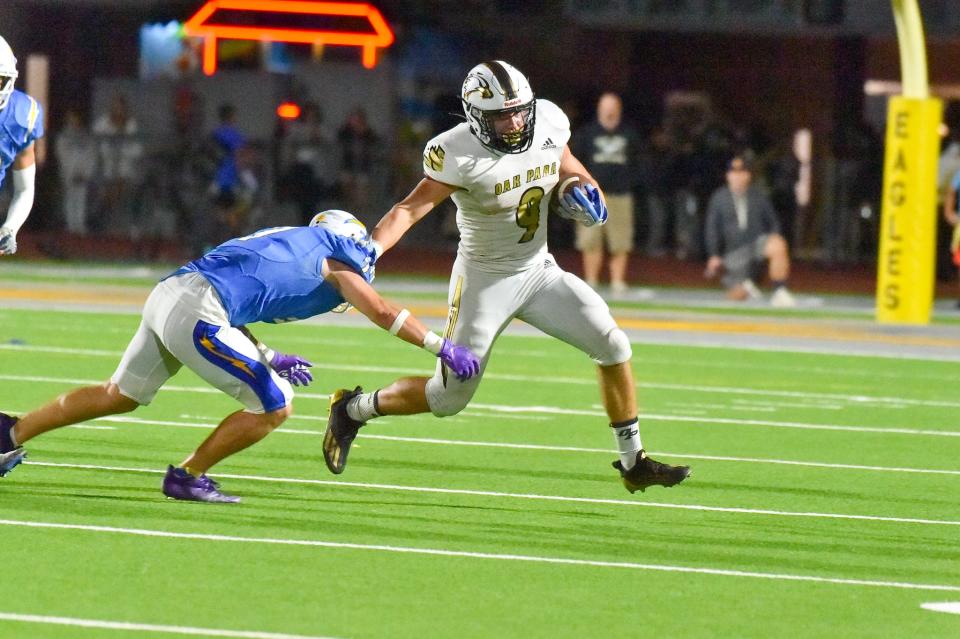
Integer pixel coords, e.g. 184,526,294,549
461,60,536,154
310,209,373,310
309,209,369,242
0,36,17,112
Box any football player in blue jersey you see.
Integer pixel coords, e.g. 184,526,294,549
0,36,43,256
0,210,480,502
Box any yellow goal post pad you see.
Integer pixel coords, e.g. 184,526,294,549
876,96,942,324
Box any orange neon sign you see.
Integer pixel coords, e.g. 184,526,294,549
183,1,395,75
277,102,301,119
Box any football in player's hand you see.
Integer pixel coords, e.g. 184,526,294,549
548,173,597,216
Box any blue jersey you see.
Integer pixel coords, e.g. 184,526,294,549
0,90,43,186
171,226,376,326
212,124,244,191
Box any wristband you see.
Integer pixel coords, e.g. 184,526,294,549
389,308,410,335
371,240,384,260
422,331,443,355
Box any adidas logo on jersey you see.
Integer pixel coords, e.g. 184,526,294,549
541,138,557,150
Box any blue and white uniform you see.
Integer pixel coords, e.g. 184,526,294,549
0,89,43,186
112,226,375,413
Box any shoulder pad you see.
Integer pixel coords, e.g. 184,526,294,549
536,99,570,133
11,91,43,138
422,126,470,187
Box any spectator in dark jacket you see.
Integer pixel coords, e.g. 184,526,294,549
571,93,642,296
704,155,796,307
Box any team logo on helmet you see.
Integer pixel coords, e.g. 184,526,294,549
309,209,369,242
462,74,494,101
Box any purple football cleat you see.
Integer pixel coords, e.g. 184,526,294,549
0,412,25,477
161,465,241,503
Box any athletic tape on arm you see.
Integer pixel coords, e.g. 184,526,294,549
389,309,411,335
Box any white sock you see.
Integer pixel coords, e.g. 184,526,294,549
611,418,642,470
346,391,382,422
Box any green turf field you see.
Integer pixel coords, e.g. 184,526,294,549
1,307,959,638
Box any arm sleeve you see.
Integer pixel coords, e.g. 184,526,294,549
2,163,36,233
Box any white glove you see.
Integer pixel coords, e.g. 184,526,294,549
0,227,17,255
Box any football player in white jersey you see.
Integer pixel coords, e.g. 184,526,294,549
324,61,690,493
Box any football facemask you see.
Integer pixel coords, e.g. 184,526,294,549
461,60,536,154
0,36,17,112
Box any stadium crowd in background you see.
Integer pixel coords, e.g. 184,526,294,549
19,26,951,297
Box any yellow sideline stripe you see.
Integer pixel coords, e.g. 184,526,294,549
0,287,147,304
614,317,960,349
2,286,958,349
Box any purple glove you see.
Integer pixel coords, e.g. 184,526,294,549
438,339,481,382
269,352,314,387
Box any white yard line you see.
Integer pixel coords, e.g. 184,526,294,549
7,371,958,436
7,340,958,379
466,404,960,437
7,412,959,476
4,345,960,409
921,602,960,615
641,382,960,409
640,413,960,437
0,375,333,401
0,612,339,639
97,414,960,476
0,518,957,594
6,302,960,362
20,461,960,527
636,355,960,383
86,415,960,474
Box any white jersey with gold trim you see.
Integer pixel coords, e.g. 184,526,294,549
422,99,570,274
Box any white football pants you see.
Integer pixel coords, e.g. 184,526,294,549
425,253,631,417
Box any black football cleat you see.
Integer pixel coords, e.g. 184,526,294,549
613,450,691,493
323,387,365,475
